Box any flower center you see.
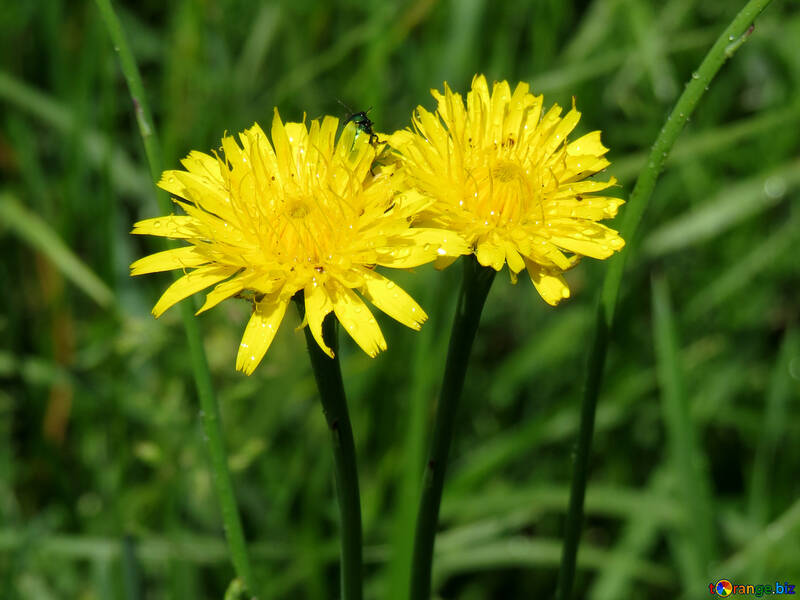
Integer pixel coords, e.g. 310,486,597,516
469,158,538,227
286,197,312,219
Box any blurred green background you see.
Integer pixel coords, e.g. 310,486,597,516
1,0,799,598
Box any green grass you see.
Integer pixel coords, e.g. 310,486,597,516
1,1,799,599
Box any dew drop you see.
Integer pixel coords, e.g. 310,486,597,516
691,71,700,79
764,176,787,199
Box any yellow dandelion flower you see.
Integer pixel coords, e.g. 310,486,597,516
389,74,625,306
130,109,469,374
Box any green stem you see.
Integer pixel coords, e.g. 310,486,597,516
295,299,363,600
554,1,773,599
409,256,496,600
94,0,257,595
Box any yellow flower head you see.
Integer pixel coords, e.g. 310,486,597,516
130,109,468,374
389,75,625,305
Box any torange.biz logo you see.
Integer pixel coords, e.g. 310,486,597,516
709,579,796,596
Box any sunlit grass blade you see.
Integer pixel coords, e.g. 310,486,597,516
713,498,800,580
643,159,800,257
588,469,672,600
0,192,114,308
651,274,715,592
121,536,143,600
449,368,652,494
746,327,799,578
612,103,800,182
410,257,495,600
434,537,671,590
386,275,454,600
686,213,800,317
555,2,774,598
93,0,257,595
0,71,150,198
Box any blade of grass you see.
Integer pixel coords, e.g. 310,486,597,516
121,536,143,600
611,102,800,182
387,276,454,600
713,497,800,579
0,71,150,199
588,468,672,600
686,213,800,317
746,327,799,578
643,159,800,257
434,537,672,589
555,2,774,598
533,25,717,94
651,274,715,591
442,483,679,526
409,257,496,600
0,192,114,308
93,0,257,595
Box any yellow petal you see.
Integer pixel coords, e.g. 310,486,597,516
180,150,222,179
434,255,459,270
546,196,625,220
358,268,427,331
152,265,236,317
235,298,288,375
549,222,624,259
504,243,525,274
172,171,234,220
196,273,250,315
475,236,505,271
566,131,608,157
525,260,570,306
329,281,386,357
130,245,208,276
270,108,298,183
553,178,617,198
131,215,198,238
304,280,334,358
374,229,469,268
543,105,581,158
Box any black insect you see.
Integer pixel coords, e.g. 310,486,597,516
339,101,378,145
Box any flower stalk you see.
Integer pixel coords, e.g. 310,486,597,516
295,297,363,600
555,1,774,598
409,256,496,600
95,0,257,594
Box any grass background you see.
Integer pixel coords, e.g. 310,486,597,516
1,0,799,598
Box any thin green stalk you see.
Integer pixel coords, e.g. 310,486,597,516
294,299,363,600
555,1,773,599
409,256,496,600
94,0,257,595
